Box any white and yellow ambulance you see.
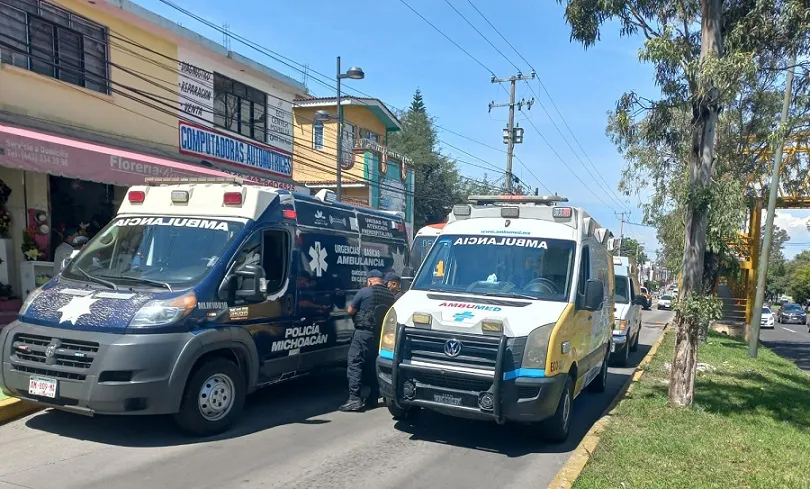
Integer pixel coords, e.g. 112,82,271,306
376,195,615,443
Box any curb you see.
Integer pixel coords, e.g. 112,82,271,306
547,322,671,489
0,397,42,426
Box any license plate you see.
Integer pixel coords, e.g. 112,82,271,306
433,393,463,406
29,376,57,398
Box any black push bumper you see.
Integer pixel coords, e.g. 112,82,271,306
377,325,566,424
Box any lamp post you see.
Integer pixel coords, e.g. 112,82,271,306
334,56,364,202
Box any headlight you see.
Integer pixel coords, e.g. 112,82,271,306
19,287,44,315
522,322,556,369
379,308,398,353
128,292,196,328
615,319,627,331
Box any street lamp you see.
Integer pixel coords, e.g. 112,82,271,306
335,56,364,202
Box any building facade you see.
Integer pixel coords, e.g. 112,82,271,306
292,97,415,238
0,0,308,301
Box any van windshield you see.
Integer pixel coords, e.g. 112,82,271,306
614,276,630,304
62,216,246,289
412,234,576,302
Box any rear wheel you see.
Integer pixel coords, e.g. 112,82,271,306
386,399,421,420
174,359,245,437
588,345,610,393
541,376,574,444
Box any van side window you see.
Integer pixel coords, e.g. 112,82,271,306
233,233,261,271
577,246,591,297
262,230,289,294
629,278,637,301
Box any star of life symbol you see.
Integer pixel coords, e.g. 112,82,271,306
57,294,100,325
391,247,406,275
308,241,328,277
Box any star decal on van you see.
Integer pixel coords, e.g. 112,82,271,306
309,242,328,277
391,248,405,275
57,294,99,325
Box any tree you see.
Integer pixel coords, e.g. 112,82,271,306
388,90,465,229
557,0,809,407
788,264,810,304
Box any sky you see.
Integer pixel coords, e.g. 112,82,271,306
134,0,809,260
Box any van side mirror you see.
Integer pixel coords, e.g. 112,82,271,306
633,296,646,306
584,279,604,311
234,264,267,302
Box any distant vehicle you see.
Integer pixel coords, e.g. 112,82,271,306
410,223,445,271
778,303,806,325
639,286,652,310
658,295,674,310
760,307,775,329
612,256,643,366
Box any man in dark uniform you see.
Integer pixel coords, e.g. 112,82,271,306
340,269,395,412
385,272,405,301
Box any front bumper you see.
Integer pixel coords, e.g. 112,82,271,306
658,303,671,309
0,320,194,416
780,316,806,324
377,326,566,424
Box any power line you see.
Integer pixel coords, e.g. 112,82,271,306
464,0,535,71
441,0,521,72
396,0,496,75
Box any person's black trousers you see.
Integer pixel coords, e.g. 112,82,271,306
346,329,379,402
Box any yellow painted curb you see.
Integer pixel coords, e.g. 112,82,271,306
0,397,42,425
547,323,671,489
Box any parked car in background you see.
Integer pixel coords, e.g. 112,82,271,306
760,306,775,329
778,303,806,325
639,286,652,310
658,294,674,310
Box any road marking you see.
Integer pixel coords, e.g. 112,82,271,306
783,327,797,333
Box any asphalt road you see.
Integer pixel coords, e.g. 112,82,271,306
760,318,810,372
0,308,672,489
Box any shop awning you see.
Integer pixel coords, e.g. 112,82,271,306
0,123,304,190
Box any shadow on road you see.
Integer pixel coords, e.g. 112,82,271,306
761,338,810,372
393,342,652,457
23,369,349,448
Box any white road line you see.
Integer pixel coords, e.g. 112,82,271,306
783,327,797,333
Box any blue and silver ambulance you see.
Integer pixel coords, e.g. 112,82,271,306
0,178,409,435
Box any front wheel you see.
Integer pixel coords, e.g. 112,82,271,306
613,340,630,367
386,399,421,420
174,359,246,437
541,376,574,444
629,331,640,352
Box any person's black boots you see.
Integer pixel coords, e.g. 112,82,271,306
339,398,364,412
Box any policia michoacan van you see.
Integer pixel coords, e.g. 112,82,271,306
377,195,615,443
0,178,409,435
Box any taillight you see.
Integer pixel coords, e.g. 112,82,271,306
282,209,297,220
128,190,145,204
223,192,243,206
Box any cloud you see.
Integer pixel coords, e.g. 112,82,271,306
774,211,809,232
773,210,810,259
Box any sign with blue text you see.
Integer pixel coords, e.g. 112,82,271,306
179,121,292,178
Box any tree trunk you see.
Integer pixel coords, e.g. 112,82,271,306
668,0,723,408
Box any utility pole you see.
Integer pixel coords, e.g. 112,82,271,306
749,52,797,358
489,71,535,193
615,211,630,255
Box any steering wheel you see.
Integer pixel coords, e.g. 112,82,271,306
525,278,560,295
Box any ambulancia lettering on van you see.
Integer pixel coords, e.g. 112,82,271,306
453,236,548,248
114,217,231,231
438,302,503,312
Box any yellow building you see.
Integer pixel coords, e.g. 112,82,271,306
292,97,415,235
0,0,308,303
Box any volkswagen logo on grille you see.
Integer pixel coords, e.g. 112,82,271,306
444,339,462,357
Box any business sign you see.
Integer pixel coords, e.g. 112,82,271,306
179,121,292,178
178,59,214,123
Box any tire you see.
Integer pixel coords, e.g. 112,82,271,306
588,345,610,393
174,358,246,437
541,376,574,444
385,398,421,420
613,340,630,367
629,331,640,352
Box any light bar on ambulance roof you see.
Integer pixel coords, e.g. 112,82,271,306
552,207,573,218
468,194,569,206
127,190,145,204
